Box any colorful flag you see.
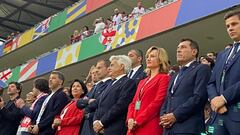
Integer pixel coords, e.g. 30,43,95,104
18,60,38,82
18,28,34,48
0,68,12,83
78,33,105,61
3,40,13,54
11,35,20,51
36,51,57,76
33,17,51,40
49,11,67,32
65,0,86,24
99,28,116,46
105,17,141,51
0,44,3,57
6,67,20,84
55,43,81,69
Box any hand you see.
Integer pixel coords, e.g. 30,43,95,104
128,118,137,130
211,96,226,112
160,113,176,128
53,118,61,126
0,97,4,109
31,125,39,135
93,120,103,133
15,98,25,108
88,99,96,104
217,105,227,114
99,128,104,134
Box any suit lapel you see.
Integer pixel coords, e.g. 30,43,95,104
226,50,240,71
220,49,231,73
132,66,143,79
172,62,198,94
100,76,126,103
168,74,177,94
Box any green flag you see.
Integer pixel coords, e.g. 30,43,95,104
6,66,20,84
48,10,67,32
78,33,105,61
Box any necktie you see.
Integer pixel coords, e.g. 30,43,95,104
128,70,134,78
171,66,187,93
226,43,240,65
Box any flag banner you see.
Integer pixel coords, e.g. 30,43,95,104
65,0,86,24
55,43,81,69
18,60,38,82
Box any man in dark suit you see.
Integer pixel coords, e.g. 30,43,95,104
207,10,240,135
0,82,24,135
30,71,69,135
127,49,146,84
93,55,137,135
160,38,211,134
78,59,112,135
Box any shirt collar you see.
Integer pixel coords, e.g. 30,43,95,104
101,77,112,82
114,74,126,81
180,60,196,68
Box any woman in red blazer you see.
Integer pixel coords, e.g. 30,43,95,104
52,79,88,135
127,46,170,135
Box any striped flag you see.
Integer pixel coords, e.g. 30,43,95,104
0,69,12,88
65,0,86,24
11,35,20,51
3,40,13,54
18,60,38,82
33,17,51,40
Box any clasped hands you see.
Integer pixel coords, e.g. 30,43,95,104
127,118,137,131
210,96,227,114
159,113,176,128
93,120,104,134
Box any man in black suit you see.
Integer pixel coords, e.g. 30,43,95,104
93,55,137,135
30,71,69,135
78,59,112,135
0,82,24,135
160,38,211,134
127,49,146,84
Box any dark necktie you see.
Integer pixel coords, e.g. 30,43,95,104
225,43,240,66
128,70,134,78
171,66,187,93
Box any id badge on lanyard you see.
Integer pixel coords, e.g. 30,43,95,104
135,100,141,110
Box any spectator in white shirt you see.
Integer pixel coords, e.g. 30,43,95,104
112,8,122,26
93,17,106,34
131,1,145,18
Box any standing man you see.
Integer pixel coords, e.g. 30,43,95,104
207,10,240,135
160,39,211,134
0,82,24,135
78,59,112,135
30,71,69,135
93,55,137,135
127,49,146,84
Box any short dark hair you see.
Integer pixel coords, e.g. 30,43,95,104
8,81,22,96
97,59,111,68
224,10,240,20
69,79,88,99
51,71,65,85
129,49,144,63
34,78,50,94
180,38,199,58
207,52,216,56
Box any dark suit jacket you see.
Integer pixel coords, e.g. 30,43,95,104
130,65,146,85
93,76,137,135
77,79,111,135
38,88,69,135
208,47,240,121
161,62,211,134
21,95,48,125
0,98,24,135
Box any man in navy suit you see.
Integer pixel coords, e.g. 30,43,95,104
93,55,137,135
0,82,24,135
207,10,240,135
78,59,112,135
160,38,211,134
127,49,146,84
30,71,69,135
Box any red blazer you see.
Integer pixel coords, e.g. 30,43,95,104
127,74,170,135
56,100,84,135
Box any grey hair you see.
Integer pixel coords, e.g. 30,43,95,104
109,55,132,74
